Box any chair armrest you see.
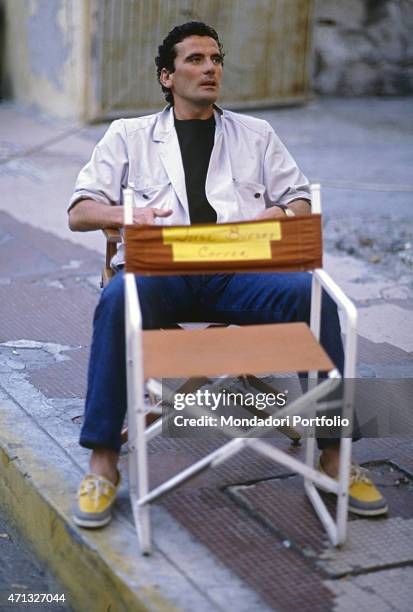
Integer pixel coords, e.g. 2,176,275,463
102,228,122,243
312,268,358,378
313,269,357,330
101,228,122,287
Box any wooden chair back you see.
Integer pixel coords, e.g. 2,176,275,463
125,215,323,276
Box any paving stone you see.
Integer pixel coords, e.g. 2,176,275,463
357,304,413,353
318,518,413,576
325,566,413,612
358,335,413,368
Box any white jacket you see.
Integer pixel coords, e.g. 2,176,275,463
70,105,310,266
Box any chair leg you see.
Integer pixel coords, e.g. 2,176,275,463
305,432,317,471
135,409,151,554
304,383,317,471
302,378,348,547
335,379,354,545
336,436,351,545
304,480,340,546
125,290,153,553
303,384,352,547
303,429,341,546
127,402,152,553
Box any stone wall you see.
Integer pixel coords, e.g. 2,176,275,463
313,0,413,95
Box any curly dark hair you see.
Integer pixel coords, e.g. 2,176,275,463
155,21,224,105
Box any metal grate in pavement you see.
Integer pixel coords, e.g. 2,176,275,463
29,351,90,399
0,279,97,346
0,211,102,271
161,486,335,612
226,461,413,575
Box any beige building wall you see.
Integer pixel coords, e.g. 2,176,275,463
3,0,314,121
4,0,87,119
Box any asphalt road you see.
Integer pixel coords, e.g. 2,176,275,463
0,507,71,611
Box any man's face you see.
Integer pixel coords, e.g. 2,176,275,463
160,35,223,108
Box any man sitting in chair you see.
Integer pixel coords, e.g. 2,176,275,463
68,22,387,528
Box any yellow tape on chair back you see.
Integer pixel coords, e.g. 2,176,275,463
162,222,281,262
169,241,271,262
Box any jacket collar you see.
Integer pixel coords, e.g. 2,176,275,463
153,104,224,142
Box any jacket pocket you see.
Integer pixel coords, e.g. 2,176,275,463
129,181,171,208
233,179,266,218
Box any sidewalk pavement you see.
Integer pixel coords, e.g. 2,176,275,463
0,98,412,611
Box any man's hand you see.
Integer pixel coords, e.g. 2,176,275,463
254,206,286,220
254,199,311,221
69,198,172,232
132,207,173,225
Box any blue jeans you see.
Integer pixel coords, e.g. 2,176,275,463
80,272,344,452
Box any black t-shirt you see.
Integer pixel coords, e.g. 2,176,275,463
174,114,217,224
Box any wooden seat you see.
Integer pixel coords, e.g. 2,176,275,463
143,323,333,379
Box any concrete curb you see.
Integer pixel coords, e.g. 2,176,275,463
0,393,179,612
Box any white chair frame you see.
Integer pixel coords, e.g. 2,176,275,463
123,185,357,554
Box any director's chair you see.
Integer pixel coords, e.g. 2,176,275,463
123,185,357,553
